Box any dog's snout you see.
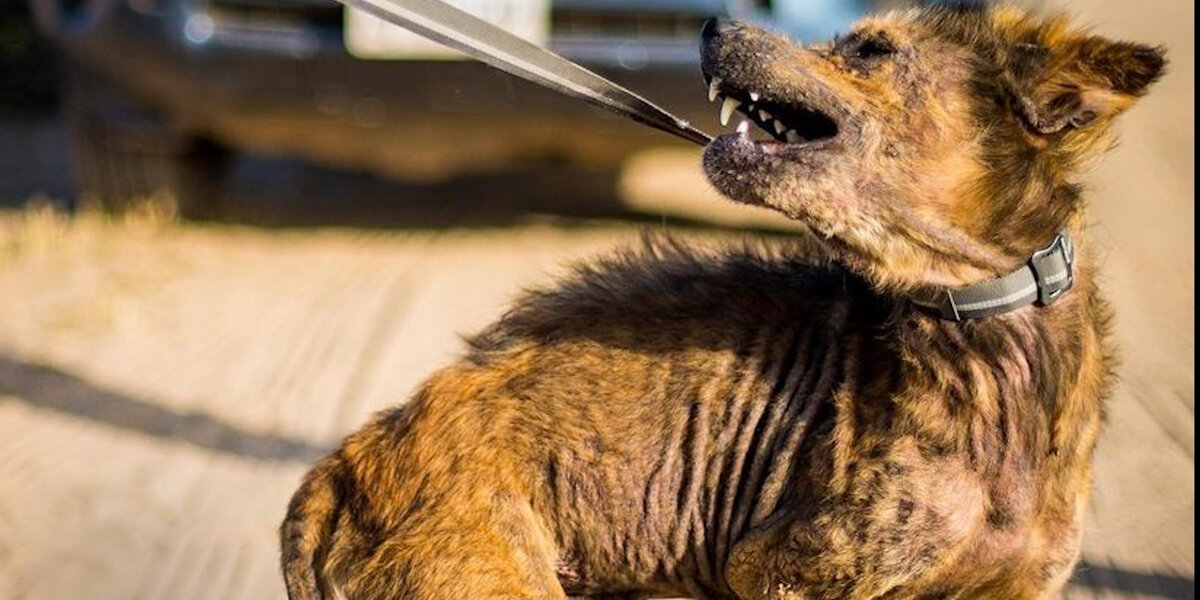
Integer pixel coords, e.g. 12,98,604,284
701,17,741,45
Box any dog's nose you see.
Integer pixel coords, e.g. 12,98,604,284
701,17,741,44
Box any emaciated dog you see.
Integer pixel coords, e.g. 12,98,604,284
281,4,1165,599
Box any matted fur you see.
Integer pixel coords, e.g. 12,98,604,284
281,4,1163,599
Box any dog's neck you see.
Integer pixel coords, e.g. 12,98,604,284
878,237,1106,454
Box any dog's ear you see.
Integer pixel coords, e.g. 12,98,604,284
1008,37,1166,135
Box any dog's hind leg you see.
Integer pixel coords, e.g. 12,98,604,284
330,492,568,600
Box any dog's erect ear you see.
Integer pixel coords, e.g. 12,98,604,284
1008,37,1166,135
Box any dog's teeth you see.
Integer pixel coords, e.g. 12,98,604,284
774,120,787,135
720,97,740,126
708,78,723,102
758,109,772,121
749,91,760,102
785,130,803,143
736,119,752,135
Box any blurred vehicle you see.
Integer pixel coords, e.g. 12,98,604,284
30,0,869,215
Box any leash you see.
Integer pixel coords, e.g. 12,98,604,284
911,232,1075,321
337,0,714,146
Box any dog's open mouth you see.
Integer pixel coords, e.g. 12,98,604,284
704,75,840,146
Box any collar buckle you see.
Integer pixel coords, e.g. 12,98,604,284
1029,231,1074,306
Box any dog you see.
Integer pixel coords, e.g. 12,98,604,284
281,4,1164,599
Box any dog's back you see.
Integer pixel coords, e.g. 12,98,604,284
282,243,865,599
282,238,1109,599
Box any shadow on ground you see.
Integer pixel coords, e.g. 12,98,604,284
1071,561,1194,599
0,354,327,464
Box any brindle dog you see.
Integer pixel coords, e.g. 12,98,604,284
281,5,1164,599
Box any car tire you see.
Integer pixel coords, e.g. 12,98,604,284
64,64,231,218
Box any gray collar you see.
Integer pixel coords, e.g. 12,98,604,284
911,232,1075,321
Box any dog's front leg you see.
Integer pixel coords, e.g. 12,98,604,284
725,514,868,600
725,516,805,600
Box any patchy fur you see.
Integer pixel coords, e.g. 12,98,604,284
281,4,1163,599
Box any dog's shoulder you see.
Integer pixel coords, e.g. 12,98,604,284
465,234,865,363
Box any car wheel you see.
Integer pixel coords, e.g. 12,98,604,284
64,64,231,218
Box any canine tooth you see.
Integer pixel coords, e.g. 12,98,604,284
774,120,787,134
758,109,772,121
720,97,740,126
736,119,752,135
708,77,723,102
749,91,760,101
786,130,803,143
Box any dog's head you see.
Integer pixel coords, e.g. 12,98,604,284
701,5,1164,291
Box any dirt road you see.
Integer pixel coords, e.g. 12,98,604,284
0,0,1192,598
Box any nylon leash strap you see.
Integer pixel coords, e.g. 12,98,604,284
338,0,713,146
